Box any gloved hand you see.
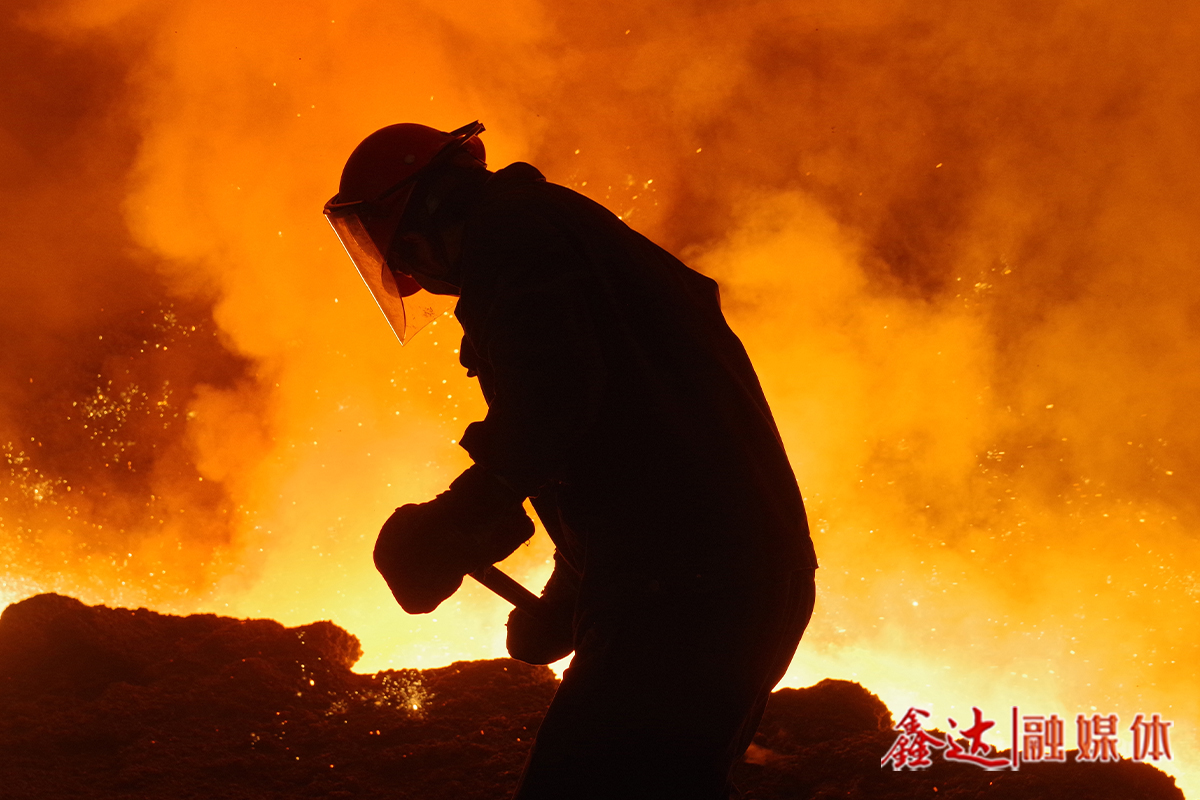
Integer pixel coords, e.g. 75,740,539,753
506,551,580,665
374,465,533,614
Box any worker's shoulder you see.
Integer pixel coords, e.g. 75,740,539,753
476,162,613,224
486,161,548,190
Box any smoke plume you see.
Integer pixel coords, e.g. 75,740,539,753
2,0,1197,791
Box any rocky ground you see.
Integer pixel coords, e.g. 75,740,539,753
0,593,1185,799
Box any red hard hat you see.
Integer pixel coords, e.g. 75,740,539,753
335,121,487,206
323,121,485,344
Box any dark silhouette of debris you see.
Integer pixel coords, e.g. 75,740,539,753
0,594,1184,799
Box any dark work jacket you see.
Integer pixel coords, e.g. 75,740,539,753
454,163,818,607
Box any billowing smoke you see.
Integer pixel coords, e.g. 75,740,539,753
0,2,265,608
2,0,1198,791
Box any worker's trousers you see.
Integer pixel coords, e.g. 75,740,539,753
513,566,817,800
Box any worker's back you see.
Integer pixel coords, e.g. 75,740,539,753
455,162,817,587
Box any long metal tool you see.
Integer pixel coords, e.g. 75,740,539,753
469,565,549,621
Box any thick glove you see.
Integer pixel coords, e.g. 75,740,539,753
506,551,580,665
374,465,533,614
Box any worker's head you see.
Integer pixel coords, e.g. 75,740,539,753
323,121,487,342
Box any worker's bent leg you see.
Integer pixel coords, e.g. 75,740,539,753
513,568,816,800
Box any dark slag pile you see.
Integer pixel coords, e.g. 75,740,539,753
0,594,1183,799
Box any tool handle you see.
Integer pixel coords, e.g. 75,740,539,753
469,565,549,621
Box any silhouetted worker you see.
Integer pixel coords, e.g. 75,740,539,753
324,121,818,799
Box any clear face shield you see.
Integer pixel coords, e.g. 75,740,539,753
325,121,484,343
323,207,455,344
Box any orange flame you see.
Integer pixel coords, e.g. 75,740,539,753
2,0,1198,792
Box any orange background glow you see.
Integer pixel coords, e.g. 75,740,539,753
2,0,1197,792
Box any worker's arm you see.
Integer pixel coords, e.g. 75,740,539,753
505,550,580,665
376,196,605,614
456,210,608,498
373,465,533,614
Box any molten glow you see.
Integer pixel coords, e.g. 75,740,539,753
2,0,1198,793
